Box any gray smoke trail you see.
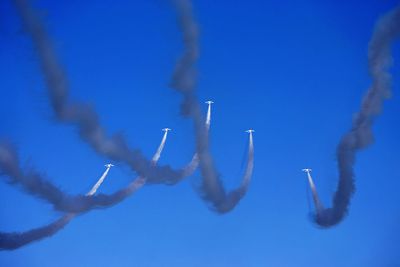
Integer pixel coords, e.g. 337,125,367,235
170,0,255,213
11,0,184,185
0,214,74,251
310,5,400,227
0,130,169,250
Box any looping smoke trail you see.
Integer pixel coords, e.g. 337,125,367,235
308,5,400,227
171,0,255,213
0,130,170,250
11,0,184,184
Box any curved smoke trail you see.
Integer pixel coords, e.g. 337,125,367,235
308,5,400,227
0,130,169,250
170,0,255,213
11,0,184,184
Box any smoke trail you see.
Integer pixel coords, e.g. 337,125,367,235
0,130,171,213
170,0,255,213
309,5,400,227
11,0,184,185
0,214,74,251
0,130,169,250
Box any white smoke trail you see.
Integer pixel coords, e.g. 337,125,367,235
242,132,254,188
183,102,212,176
152,130,169,163
86,165,112,196
305,171,323,212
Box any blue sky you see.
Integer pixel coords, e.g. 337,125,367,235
1,0,400,266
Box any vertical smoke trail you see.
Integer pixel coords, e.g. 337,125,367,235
309,5,400,227
304,171,323,212
242,132,254,189
0,130,170,250
11,0,184,184
171,0,255,213
183,101,212,177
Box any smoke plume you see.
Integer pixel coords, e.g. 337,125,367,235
310,5,400,227
171,0,255,213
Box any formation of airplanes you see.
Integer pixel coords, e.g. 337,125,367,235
102,100,316,187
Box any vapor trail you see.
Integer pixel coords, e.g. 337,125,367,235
171,0,255,213
11,0,184,184
309,5,400,227
0,130,169,250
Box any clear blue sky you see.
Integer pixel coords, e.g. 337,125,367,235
1,0,400,266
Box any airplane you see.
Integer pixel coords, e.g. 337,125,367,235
105,164,114,168
162,128,172,132
205,100,214,105
302,168,312,173
245,129,255,133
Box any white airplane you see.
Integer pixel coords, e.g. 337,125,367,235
302,168,312,173
205,100,214,105
162,128,171,132
245,129,255,133
105,163,114,168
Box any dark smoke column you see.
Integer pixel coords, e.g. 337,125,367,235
312,5,400,227
170,0,255,213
